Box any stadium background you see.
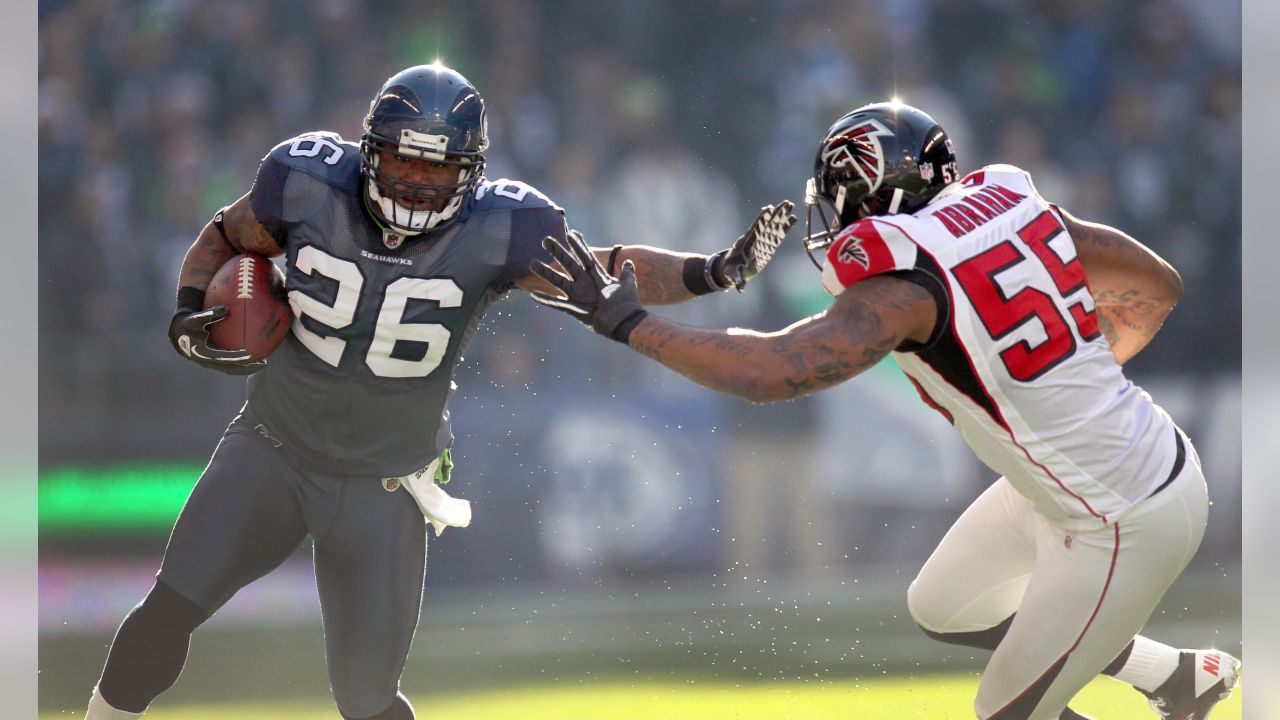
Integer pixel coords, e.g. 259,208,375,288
37,0,1242,716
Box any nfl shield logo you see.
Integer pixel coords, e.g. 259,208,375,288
382,478,400,492
383,230,405,249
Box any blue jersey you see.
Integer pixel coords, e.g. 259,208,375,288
243,132,565,476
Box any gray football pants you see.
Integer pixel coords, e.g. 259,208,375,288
157,412,427,718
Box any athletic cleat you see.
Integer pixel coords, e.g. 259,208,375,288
1140,649,1240,719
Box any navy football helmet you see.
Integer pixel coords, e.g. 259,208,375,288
361,64,488,235
804,101,957,267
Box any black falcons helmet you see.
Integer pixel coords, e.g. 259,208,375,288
361,64,488,235
804,102,957,266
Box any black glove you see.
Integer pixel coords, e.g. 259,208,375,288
711,199,797,291
168,305,266,375
529,229,649,344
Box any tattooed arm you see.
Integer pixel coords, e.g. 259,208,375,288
626,275,937,403
1058,206,1183,364
177,193,285,293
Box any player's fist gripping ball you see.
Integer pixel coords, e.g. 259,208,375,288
204,253,291,361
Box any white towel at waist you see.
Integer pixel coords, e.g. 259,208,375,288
383,457,471,536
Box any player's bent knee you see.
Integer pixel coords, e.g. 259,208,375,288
97,581,213,712
906,578,949,633
139,581,211,635
907,579,1014,650
340,692,414,720
921,613,1014,651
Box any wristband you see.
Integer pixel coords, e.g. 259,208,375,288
681,252,732,296
707,250,732,289
176,286,206,314
607,245,624,276
610,309,650,345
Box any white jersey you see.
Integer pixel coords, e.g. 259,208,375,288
821,164,1178,526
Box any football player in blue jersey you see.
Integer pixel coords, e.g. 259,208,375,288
83,63,796,720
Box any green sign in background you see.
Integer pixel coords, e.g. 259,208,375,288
39,462,202,533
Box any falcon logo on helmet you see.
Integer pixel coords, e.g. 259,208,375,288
803,102,956,271
821,119,894,195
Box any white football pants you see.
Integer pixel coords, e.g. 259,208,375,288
907,450,1208,719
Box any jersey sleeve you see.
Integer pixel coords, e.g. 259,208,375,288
249,132,359,247
493,206,568,289
479,179,568,289
248,151,290,246
822,218,920,295
822,217,950,353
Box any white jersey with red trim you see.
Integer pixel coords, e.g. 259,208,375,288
822,164,1179,526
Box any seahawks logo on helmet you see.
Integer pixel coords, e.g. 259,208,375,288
836,234,870,269
821,119,894,195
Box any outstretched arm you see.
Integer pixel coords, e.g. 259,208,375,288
514,201,795,304
527,229,936,404
1057,206,1183,364
626,275,936,403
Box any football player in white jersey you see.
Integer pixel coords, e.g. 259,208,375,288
530,102,1240,720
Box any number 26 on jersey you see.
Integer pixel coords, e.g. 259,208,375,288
288,245,462,379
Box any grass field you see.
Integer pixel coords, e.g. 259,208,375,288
39,566,1243,718
40,674,1243,719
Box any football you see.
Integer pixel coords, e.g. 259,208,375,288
204,253,292,362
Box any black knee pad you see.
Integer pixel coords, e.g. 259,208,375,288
138,581,211,635
341,693,414,720
98,581,213,712
918,613,1015,651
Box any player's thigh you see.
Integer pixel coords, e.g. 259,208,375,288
908,478,1037,632
313,479,426,718
974,468,1208,719
157,419,307,615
